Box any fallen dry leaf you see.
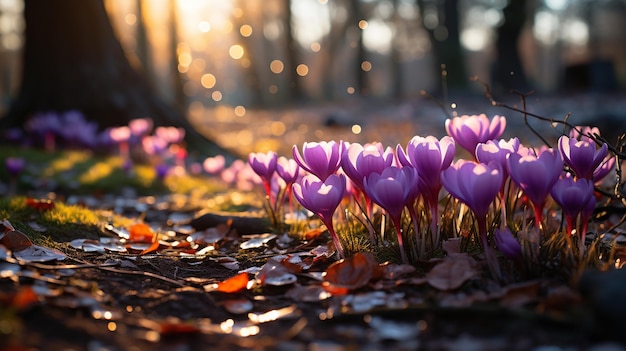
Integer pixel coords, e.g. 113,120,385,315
322,252,382,295
426,253,477,291
217,272,250,293
128,223,156,243
25,198,55,211
0,230,33,251
255,257,298,286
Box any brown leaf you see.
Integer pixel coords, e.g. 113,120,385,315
322,252,382,295
0,230,33,251
255,257,298,286
426,253,477,291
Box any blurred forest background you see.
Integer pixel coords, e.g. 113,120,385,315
0,0,624,153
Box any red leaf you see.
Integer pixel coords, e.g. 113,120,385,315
0,230,33,251
25,198,55,211
217,272,249,293
128,223,155,243
12,286,39,309
158,322,200,335
322,252,381,295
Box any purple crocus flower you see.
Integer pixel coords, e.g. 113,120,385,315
494,227,523,262
593,155,615,184
507,148,563,229
363,166,420,263
445,114,506,155
293,173,347,258
558,135,608,180
441,160,503,218
397,135,455,249
441,160,503,278
248,151,278,199
5,157,25,177
292,140,343,181
550,175,594,237
342,142,395,192
475,137,520,178
276,156,301,185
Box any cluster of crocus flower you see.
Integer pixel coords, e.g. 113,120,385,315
247,113,615,280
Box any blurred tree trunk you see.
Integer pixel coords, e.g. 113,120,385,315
168,0,186,112
492,0,530,93
349,0,368,95
283,0,303,100
1,0,225,155
417,0,468,94
321,0,351,100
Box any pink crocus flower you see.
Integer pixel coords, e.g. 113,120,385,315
293,174,347,259
292,141,344,181
248,151,278,199
276,156,302,185
397,135,455,249
550,175,594,237
558,135,608,180
276,156,302,216
203,155,226,175
363,166,420,264
445,114,506,155
129,118,154,142
507,148,563,229
341,142,396,243
155,126,185,144
569,125,600,143
441,160,503,278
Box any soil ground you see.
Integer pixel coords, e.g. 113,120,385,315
3,94,626,350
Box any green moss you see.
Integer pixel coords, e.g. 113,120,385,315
0,197,133,244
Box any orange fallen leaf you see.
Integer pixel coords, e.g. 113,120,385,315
322,252,382,295
128,223,156,243
303,227,325,241
426,253,477,290
139,240,161,256
217,272,249,293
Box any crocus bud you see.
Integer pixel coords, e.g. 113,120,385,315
494,227,523,262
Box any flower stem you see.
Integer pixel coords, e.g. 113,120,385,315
392,216,408,264
477,215,501,280
324,220,345,259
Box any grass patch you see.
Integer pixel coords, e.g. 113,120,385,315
0,196,132,244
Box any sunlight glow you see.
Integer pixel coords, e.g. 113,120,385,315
229,45,245,60
296,64,309,76
461,27,491,51
201,73,216,89
291,0,330,47
363,19,393,54
270,60,284,74
534,10,559,45
240,24,252,37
